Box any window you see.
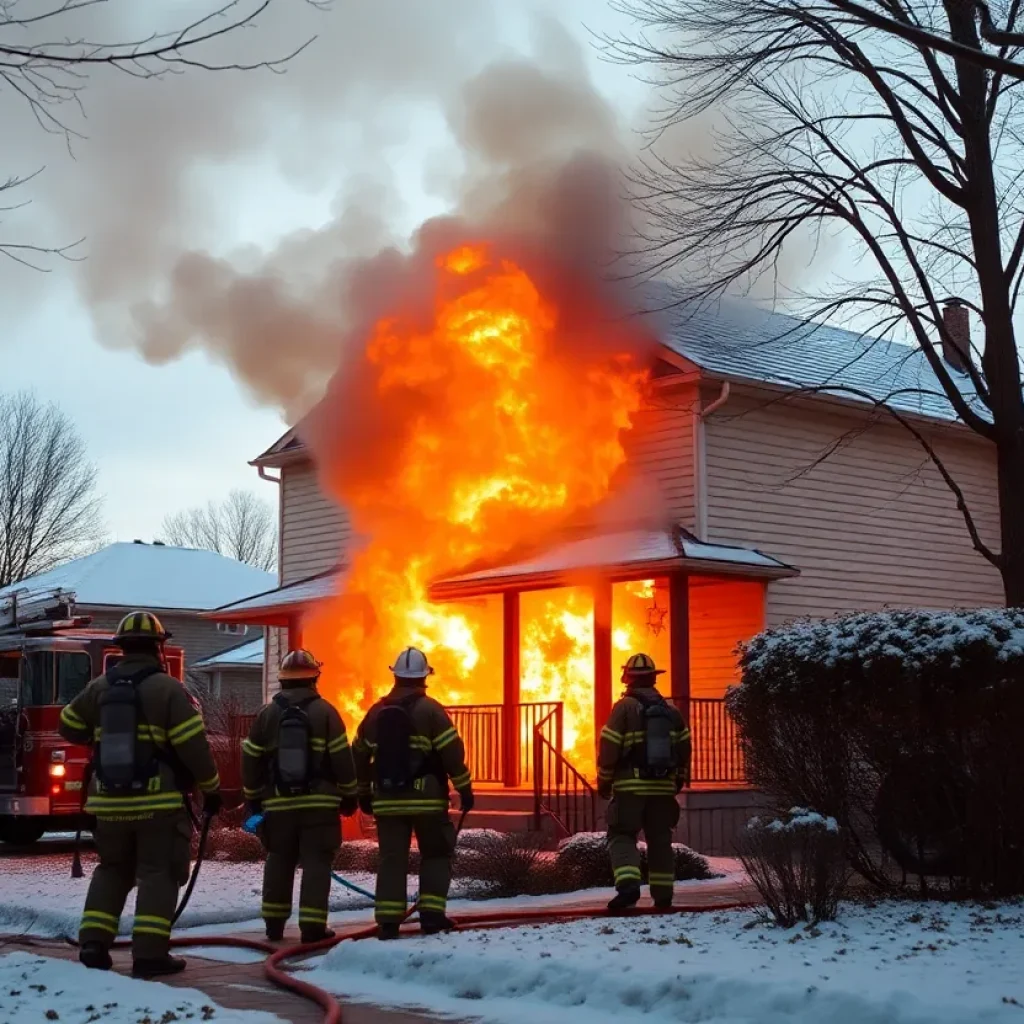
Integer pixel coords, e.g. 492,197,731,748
21,652,54,706
57,653,93,706
217,623,249,636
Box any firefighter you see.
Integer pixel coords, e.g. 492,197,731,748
241,649,358,943
353,647,473,940
597,653,691,912
57,611,222,978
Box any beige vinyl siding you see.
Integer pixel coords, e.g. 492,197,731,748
624,388,698,529
703,393,1003,623
280,461,350,585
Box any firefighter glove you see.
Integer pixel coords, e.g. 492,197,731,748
203,791,223,818
358,796,374,817
340,796,359,818
458,788,475,814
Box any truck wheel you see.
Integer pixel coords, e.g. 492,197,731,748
0,817,46,847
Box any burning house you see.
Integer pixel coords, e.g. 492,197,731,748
206,244,999,850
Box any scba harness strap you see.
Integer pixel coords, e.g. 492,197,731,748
629,690,677,780
271,693,331,796
94,664,165,795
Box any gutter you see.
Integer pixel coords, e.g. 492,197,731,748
694,381,731,539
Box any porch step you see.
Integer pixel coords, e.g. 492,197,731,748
452,808,535,833
469,789,536,813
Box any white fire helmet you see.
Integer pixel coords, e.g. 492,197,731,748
390,646,435,679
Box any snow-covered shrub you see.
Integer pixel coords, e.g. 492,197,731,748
557,832,613,887
460,831,544,898
557,831,714,887
729,608,1024,897
334,839,379,873
737,808,849,926
200,827,264,863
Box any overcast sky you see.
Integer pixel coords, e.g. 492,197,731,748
3,0,651,545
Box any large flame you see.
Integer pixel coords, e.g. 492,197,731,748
305,242,657,773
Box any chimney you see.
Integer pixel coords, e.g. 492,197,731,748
941,299,971,374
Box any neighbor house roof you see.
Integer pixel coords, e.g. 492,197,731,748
207,568,341,626
428,525,798,601
252,301,985,468
0,542,276,612
655,300,985,425
192,638,264,671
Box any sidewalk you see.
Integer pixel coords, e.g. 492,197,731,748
0,875,756,1024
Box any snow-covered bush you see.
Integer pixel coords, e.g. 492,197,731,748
729,608,1024,897
201,827,264,863
334,839,379,873
458,831,545,898
556,831,714,888
737,808,848,926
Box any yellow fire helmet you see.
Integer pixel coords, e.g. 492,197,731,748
622,653,666,677
115,611,170,642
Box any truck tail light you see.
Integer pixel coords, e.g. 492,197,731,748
49,763,66,778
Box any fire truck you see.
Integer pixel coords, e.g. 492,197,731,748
0,587,187,847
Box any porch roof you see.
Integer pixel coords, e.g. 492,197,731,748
427,525,798,601
203,568,342,626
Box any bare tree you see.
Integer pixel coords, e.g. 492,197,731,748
162,489,277,571
1,0,318,268
608,0,1024,606
0,391,104,587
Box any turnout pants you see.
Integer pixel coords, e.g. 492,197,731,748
374,814,456,924
607,793,680,905
260,808,341,933
79,810,191,959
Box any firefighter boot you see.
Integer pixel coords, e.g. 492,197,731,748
377,923,401,941
420,911,456,936
300,927,336,944
607,884,642,913
79,942,113,971
265,921,285,942
132,954,187,979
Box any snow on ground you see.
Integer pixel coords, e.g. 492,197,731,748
0,950,284,1023
309,900,1024,1024
0,846,742,942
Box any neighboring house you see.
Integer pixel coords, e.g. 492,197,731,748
209,299,1001,847
0,541,275,702
191,638,265,713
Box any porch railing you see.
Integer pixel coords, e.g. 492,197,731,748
532,705,598,835
689,697,746,785
445,702,562,786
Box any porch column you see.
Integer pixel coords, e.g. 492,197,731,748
287,614,304,652
502,591,521,788
668,572,691,728
593,580,613,759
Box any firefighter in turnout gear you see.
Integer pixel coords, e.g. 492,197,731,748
597,653,691,912
353,647,473,940
241,649,358,943
57,611,222,978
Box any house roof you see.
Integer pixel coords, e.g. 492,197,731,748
192,638,264,671
207,568,341,626
0,542,276,612
427,525,798,601
252,302,987,468
656,300,986,425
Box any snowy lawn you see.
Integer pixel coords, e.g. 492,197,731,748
0,847,741,941
0,950,284,1023
309,899,1024,1024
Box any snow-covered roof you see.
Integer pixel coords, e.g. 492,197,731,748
428,525,797,600
655,298,986,425
192,638,264,671
209,568,341,625
0,542,275,612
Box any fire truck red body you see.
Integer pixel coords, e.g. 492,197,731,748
0,590,188,846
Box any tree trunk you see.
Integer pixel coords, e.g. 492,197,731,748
997,432,1024,607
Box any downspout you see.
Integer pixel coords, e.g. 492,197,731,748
694,382,731,540
256,464,282,702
